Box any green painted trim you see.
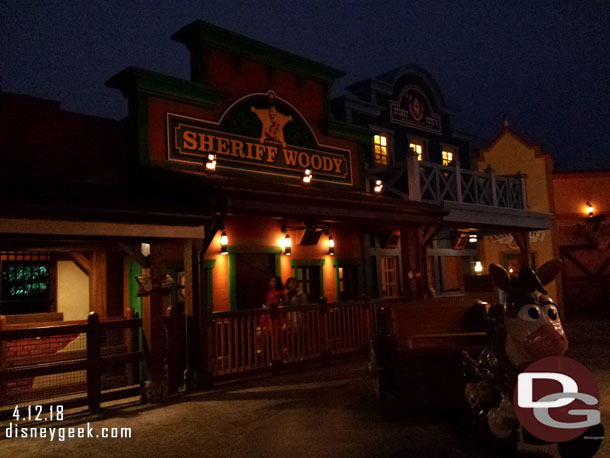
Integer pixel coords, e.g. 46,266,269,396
205,259,216,311
290,259,325,298
106,67,224,109
274,254,282,276
228,253,236,311
172,21,345,85
289,259,326,267
127,257,142,317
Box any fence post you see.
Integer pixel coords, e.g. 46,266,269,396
270,302,283,375
0,315,7,400
87,312,101,411
454,160,463,202
487,166,498,206
320,297,331,366
518,172,528,209
124,307,136,386
407,148,421,202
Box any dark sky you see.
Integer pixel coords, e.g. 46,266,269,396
2,0,609,171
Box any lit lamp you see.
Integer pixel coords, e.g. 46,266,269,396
374,180,383,193
205,154,216,172
220,231,228,255
284,234,292,255
328,235,335,256
473,260,483,274
469,234,478,243
586,202,594,217
303,169,312,184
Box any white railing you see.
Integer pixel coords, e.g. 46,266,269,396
411,156,526,210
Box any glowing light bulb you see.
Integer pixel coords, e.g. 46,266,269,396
374,180,383,193
474,261,483,273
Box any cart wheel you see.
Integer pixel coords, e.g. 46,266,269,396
368,342,387,401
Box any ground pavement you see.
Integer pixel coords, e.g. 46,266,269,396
1,317,608,458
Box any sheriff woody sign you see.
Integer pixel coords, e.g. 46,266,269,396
167,91,352,185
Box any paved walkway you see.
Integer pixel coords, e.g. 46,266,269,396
1,318,608,458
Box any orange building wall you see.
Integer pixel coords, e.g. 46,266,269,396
553,171,610,217
205,215,364,311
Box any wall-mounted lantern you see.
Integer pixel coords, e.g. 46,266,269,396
473,260,483,274
328,235,335,256
205,153,216,173
220,231,229,255
302,169,312,184
374,180,383,194
284,234,292,256
586,202,594,217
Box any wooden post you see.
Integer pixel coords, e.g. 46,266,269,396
400,225,425,301
518,172,528,209
407,148,421,202
87,312,101,411
90,250,107,317
454,160,463,203
487,166,498,207
124,306,136,385
270,302,283,375
320,297,331,366
512,231,531,268
184,238,211,391
141,243,167,402
0,315,7,400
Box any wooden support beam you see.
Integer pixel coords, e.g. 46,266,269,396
89,250,107,317
70,252,92,275
141,243,167,402
400,225,425,301
511,231,531,268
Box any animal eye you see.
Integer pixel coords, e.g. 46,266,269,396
518,304,541,322
543,304,559,321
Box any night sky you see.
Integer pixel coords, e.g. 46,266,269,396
2,0,609,171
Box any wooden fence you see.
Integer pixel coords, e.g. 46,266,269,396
0,312,142,419
210,299,391,382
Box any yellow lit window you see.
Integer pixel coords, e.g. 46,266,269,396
410,143,423,161
442,149,454,166
373,134,389,166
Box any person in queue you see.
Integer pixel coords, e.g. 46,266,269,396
265,275,284,307
284,277,307,305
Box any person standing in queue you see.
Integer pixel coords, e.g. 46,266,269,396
265,275,284,307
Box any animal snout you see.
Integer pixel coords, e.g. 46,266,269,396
524,324,568,358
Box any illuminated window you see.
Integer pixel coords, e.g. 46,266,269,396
373,134,389,166
410,142,423,161
442,149,454,166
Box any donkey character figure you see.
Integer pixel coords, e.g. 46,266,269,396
463,260,604,457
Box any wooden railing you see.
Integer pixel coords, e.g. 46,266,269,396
418,161,525,209
210,299,388,381
0,312,142,419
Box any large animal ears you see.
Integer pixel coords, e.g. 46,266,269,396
489,264,511,292
536,259,563,286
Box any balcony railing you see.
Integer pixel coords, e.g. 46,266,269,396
409,158,526,210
